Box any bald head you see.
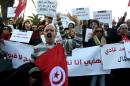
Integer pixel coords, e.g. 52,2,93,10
43,24,57,45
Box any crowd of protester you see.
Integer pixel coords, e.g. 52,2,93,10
0,11,130,86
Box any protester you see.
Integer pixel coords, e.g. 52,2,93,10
0,39,13,86
1,26,12,40
30,24,68,86
22,20,32,31
110,23,130,86
87,27,108,86
29,24,42,46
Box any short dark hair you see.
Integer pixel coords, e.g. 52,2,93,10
92,19,100,26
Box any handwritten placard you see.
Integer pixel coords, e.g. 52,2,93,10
85,28,92,42
124,41,130,58
10,29,33,43
72,7,90,20
7,7,16,18
101,43,130,70
93,10,112,27
37,0,57,17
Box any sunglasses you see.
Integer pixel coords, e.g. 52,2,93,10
96,30,103,33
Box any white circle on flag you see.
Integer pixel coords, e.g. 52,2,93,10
49,66,66,86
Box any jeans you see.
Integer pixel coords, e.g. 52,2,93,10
90,75,105,86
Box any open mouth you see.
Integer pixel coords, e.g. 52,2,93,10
47,33,52,38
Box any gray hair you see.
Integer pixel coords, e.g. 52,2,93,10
117,24,128,31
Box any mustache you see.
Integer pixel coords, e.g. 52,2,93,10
47,33,52,38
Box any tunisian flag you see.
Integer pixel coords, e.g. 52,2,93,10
14,0,27,20
34,43,68,86
128,0,130,6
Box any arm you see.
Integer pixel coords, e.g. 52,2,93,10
116,12,127,29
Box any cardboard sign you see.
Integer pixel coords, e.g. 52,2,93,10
37,0,57,17
10,29,33,43
101,43,130,70
93,10,112,27
124,41,130,58
7,7,16,18
85,28,92,42
72,8,90,20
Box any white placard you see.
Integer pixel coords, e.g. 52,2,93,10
37,0,57,17
93,10,112,27
4,40,34,68
101,43,130,70
55,31,62,43
10,29,33,43
60,14,70,28
7,7,16,18
124,41,130,58
40,35,46,44
85,28,92,42
67,46,110,77
72,8,90,20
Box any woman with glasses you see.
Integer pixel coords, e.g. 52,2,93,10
87,27,108,86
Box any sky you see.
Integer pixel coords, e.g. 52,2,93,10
14,0,130,21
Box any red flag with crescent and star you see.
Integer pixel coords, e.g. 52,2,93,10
34,43,68,86
14,0,27,20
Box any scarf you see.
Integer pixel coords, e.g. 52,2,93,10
93,35,106,45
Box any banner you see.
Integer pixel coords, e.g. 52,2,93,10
93,10,112,27
101,43,130,70
7,7,16,18
4,41,33,68
67,46,110,77
10,29,33,43
72,7,90,20
37,0,57,17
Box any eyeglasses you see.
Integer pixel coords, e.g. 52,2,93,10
96,30,103,33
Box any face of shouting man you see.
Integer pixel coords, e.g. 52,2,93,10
43,24,57,45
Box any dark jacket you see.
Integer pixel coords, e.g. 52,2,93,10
1,62,41,86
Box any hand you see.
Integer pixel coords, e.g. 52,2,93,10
67,13,79,25
124,12,127,17
67,13,77,22
118,17,123,22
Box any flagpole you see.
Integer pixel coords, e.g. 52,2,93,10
31,0,36,10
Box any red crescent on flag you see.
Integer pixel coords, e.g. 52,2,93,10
52,70,64,85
